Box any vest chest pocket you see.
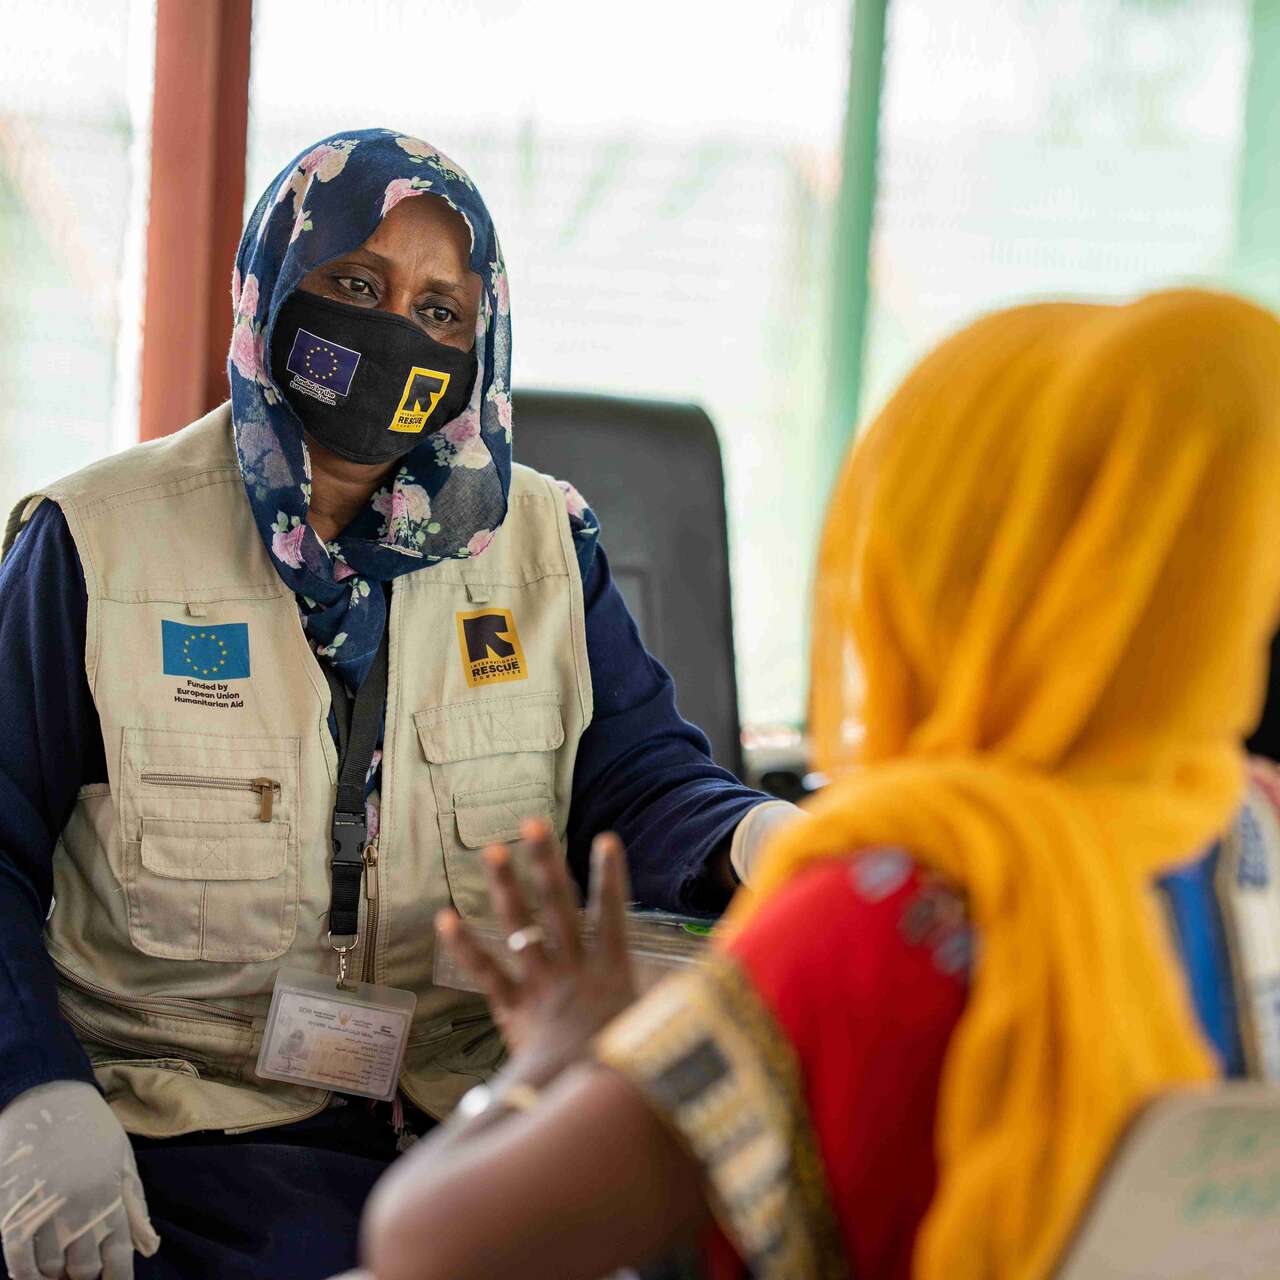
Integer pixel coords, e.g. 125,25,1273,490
415,694,563,917
120,730,300,962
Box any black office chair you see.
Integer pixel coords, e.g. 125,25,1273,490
513,389,744,778
1247,627,1280,763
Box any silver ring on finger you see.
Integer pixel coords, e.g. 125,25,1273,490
506,924,547,954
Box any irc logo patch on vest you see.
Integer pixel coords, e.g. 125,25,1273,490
456,609,527,687
162,621,251,681
389,367,451,433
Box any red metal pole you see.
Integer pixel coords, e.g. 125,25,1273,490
139,0,252,441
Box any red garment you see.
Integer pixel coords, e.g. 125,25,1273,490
707,857,969,1279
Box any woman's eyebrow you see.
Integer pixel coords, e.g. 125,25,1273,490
418,275,469,299
322,251,384,274
331,246,475,299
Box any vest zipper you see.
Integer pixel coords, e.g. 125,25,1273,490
57,964,337,1125
56,964,255,1029
362,841,379,983
140,773,281,822
59,1001,208,1061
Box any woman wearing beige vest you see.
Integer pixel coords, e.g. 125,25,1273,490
0,130,790,1280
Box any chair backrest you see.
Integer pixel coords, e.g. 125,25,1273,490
512,389,743,777
1054,1083,1280,1279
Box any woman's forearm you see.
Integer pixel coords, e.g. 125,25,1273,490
401,1054,567,1164
362,1064,708,1280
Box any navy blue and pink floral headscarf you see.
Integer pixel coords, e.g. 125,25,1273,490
228,128,529,690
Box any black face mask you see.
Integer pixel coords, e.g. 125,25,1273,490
269,291,478,465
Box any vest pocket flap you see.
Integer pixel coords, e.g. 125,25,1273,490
415,695,565,764
454,783,554,848
140,818,290,881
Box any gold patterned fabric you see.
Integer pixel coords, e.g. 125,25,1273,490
596,953,847,1280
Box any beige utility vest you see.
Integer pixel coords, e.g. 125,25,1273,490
5,404,592,1136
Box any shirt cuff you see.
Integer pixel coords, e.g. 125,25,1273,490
729,800,804,885
0,1060,101,1113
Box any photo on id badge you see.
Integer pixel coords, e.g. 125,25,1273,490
269,1020,311,1074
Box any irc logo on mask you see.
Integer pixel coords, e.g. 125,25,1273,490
389,367,452,433
456,609,527,687
284,328,361,405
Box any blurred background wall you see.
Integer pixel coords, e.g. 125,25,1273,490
0,0,1273,741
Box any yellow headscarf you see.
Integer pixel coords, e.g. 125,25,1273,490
731,290,1280,1278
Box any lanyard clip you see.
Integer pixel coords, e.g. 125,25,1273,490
331,812,368,866
326,930,360,991
328,811,368,977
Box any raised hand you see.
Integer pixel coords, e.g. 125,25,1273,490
436,821,637,1083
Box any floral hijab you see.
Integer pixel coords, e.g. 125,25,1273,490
227,128,515,690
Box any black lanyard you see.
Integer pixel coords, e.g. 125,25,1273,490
321,625,389,941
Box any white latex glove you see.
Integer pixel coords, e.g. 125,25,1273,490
0,1081,159,1280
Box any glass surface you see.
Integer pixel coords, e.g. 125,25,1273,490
246,0,852,730
864,0,1251,419
0,0,154,523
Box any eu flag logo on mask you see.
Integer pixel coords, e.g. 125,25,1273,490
162,621,251,681
284,328,361,399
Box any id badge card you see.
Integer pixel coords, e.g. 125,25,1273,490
256,967,416,1102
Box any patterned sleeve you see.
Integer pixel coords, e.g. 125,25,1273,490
595,950,847,1280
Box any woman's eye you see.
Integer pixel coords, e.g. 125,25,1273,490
421,305,457,325
336,277,375,298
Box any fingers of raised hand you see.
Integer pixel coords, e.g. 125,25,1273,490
482,844,550,976
523,819,582,964
485,842,563,980
436,909,516,1009
588,832,632,969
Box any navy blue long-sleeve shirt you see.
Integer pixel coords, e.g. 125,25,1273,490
0,501,765,1107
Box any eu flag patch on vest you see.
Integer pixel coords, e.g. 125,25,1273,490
162,621,251,681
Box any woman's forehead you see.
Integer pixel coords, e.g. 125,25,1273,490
324,195,482,297
369,194,473,259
